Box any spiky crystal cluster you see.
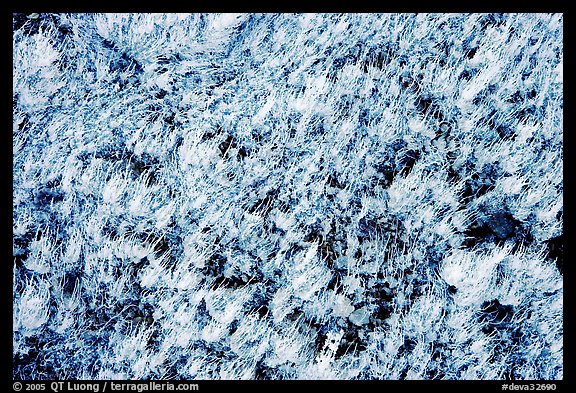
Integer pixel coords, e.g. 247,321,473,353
13,13,562,379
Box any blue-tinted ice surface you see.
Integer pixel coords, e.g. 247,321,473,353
13,13,563,379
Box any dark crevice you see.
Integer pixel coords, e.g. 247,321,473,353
459,69,473,81
326,173,345,189
460,169,496,204
213,274,248,289
16,113,31,133
373,163,396,187
102,39,143,75
414,95,444,120
465,47,478,60
479,13,506,30
478,299,514,335
34,188,65,208
463,209,523,249
13,335,58,378
357,215,402,244
248,290,271,318
248,191,276,216
254,359,275,379
319,240,337,266
357,216,381,242
314,325,329,354
94,148,132,163
545,235,563,275
398,337,417,357
366,281,394,326
326,270,344,291
13,13,50,36
62,271,81,296
398,149,420,176
361,45,396,72
218,134,248,160
303,224,323,243
130,154,160,184
335,321,368,359
399,73,421,93
203,253,227,279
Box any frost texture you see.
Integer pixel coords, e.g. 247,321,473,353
13,13,563,380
